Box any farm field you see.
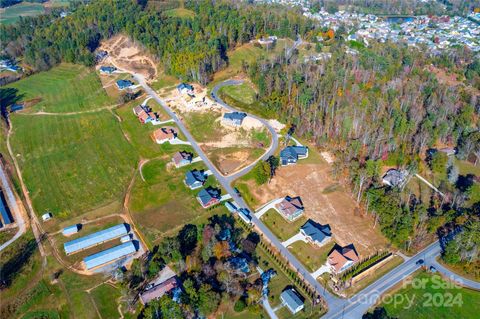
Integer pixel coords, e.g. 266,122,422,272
6,64,116,113
380,271,480,319
0,2,44,25
10,111,137,221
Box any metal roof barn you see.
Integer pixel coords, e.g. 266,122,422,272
62,224,79,236
64,224,129,255
83,241,137,270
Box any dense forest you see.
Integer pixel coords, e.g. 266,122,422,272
246,32,479,272
0,0,314,84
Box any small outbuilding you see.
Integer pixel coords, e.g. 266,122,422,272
42,212,53,222
62,224,80,236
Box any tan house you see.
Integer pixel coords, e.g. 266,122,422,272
275,196,304,221
328,244,359,274
152,127,177,144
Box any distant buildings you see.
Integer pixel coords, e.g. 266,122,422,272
172,151,193,168
184,169,208,190
222,112,247,126
382,169,408,188
258,35,278,45
280,288,304,314
276,196,304,221
327,244,359,274
152,127,177,144
280,145,309,166
300,220,332,247
0,59,21,73
197,187,221,208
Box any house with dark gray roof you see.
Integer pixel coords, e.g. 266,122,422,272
177,83,194,95
222,112,247,126
184,169,208,190
280,145,309,166
280,288,304,314
116,79,134,90
300,220,332,246
196,187,221,208
382,169,408,187
99,66,116,74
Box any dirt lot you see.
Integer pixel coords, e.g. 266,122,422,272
99,35,157,81
244,163,389,257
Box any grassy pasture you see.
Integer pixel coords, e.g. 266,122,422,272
129,156,228,245
380,271,480,319
0,2,44,25
90,283,122,318
10,111,137,220
7,64,116,113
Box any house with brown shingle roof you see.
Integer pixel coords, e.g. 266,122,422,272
327,244,359,274
152,127,177,144
275,196,304,221
172,151,193,168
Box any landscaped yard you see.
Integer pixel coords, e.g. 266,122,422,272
7,64,116,113
287,240,335,273
260,208,308,241
380,271,480,319
10,110,137,221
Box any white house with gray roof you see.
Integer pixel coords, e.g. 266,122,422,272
222,112,247,126
300,220,332,247
280,288,304,314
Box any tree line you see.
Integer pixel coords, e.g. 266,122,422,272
0,0,315,84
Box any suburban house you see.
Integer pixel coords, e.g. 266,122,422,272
137,109,158,124
382,169,408,187
197,187,221,208
99,66,116,74
152,127,177,144
300,220,332,247
172,151,193,168
116,79,134,90
184,169,208,190
275,196,304,221
327,244,360,274
280,145,309,166
140,266,178,305
258,35,278,45
177,83,194,95
222,112,247,126
280,288,304,314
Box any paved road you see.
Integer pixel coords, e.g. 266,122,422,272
210,80,279,183
0,164,26,252
134,74,480,319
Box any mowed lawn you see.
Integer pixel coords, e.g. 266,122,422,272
381,271,480,319
0,2,45,25
287,240,335,272
7,64,116,113
220,83,256,105
260,208,308,241
10,111,137,219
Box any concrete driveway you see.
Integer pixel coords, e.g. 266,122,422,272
282,232,307,247
254,198,284,218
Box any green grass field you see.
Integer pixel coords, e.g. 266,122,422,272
0,2,44,25
7,64,116,113
381,271,480,319
287,240,335,272
220,83,257,105
90,284,122,318
260,208,308,241
10,111,137,220
129,156,228,245
164,7,195,19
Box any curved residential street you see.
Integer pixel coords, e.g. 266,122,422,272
116,72,480,318
211,79,279,182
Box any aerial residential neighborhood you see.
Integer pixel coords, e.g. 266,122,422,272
0,1,479,319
